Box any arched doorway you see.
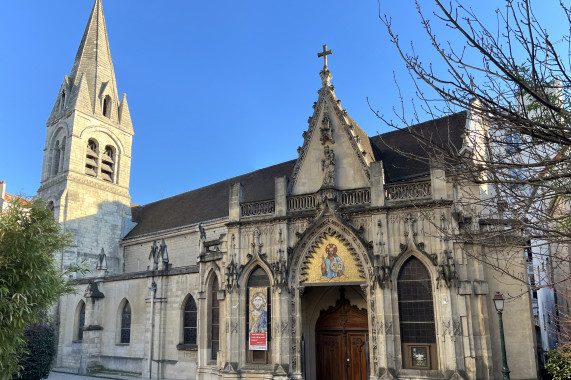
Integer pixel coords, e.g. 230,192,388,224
315,292,368,380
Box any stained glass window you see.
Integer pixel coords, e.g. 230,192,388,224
120,302,131,344
183,296,197,345
397,257,436,344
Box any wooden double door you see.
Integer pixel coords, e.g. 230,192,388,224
315,298,368,380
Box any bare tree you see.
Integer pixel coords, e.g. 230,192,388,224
375,0,571,296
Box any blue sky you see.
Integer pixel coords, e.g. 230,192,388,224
0,0,566,205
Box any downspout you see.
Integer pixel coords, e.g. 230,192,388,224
148,280,157,378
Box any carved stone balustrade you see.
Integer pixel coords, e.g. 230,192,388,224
341,188,370,206
384,181,431,201
287,194,317,212
240,200,275,217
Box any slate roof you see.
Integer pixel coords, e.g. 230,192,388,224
125,160,296,238
369,112,466,182
125,112,466,239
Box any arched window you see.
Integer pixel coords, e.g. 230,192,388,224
183,295,197,346
53,140,60,176
75,301,85,342
85,139,99,177
47,201,55,218
103,95,112,118
101,145,115,183
60,137,66,174
120,301,131,344
397,256,437,369
247,266,271,364
60,91,66,110
209,275,220,361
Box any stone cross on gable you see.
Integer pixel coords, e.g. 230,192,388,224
317,44,332,68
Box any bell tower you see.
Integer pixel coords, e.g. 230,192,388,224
38,0,134,275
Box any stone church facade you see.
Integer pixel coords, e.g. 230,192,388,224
39,1,539,379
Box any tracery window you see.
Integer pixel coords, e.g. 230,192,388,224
120,301,131,344
246,266,271,364
183,295,197,346
101,145,115,183
85,139,99,177
397,256,437,369
209,275,220,361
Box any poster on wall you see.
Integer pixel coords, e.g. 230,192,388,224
248,287,268,350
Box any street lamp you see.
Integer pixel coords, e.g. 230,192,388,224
493,292,511,380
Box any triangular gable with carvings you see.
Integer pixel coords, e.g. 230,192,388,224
290,46,375,196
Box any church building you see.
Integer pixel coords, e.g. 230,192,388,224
39,1,539,379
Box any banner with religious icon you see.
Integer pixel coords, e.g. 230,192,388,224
248,286,268,350
303,234,362,284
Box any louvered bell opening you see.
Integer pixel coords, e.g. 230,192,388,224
102,155,114,164
85,166,97,177
85,156,98,167
101,162,113,172
101,171,113,182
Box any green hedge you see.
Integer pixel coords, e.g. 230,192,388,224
14,324,56,380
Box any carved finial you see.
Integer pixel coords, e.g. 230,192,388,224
317,44,333,86
231,234,236,262
278,229,284,261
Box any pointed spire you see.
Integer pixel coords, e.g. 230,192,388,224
69,0,119,115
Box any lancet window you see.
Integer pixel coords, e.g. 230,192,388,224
183,295,197,346
53,141,60,176
209,276,220,361
103,95,112,118
397,256,437,369
120,301,131,344
75,301,86,342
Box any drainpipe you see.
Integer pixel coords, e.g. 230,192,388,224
148,280,157,378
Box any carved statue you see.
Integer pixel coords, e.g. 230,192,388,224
149,241,159,270
321,145,335,187
320,113,334,144
198,223,206,253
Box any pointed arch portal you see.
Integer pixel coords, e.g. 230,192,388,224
288,215,373,379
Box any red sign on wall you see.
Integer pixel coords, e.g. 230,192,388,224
249,332,267,350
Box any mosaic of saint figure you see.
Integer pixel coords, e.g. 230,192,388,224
321,243,344,278
249,291,268,333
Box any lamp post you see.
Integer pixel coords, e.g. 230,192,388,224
493,292,511,380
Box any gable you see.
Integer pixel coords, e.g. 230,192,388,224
290,86,374,195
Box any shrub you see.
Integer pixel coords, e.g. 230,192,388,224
546,343,571,380
14,323,56,380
